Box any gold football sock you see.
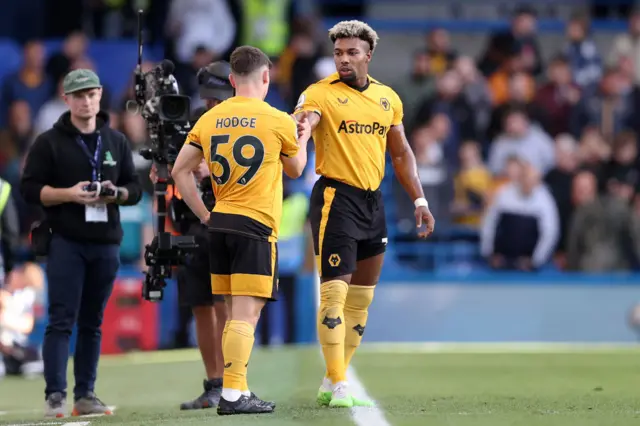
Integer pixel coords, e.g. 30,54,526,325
220,321,248,391
222,320,255,392
317,279,349,384
222,321,230,348
344,285,375,369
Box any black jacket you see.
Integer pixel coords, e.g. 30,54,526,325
20,111,142,245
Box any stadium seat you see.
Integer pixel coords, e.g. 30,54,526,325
0,38,22,81
88,41,164,98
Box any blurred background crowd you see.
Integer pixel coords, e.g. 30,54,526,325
2,0,640,363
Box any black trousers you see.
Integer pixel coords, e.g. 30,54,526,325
43,235,119,400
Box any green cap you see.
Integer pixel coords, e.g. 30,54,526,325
63,69,102,94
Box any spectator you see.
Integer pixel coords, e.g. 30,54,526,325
534,56,581,137
608,9,640,85
414,70,476,163
567,170,640,271
34,78,68,138
393,115,453,236
45,32,88,93
0,41,52,127
451,141,492,227
166,0,236,65
479,6,543,77
425,28,457,76
486,47,536,107
578,127,610,185
571,66,634,140
486,71,545,143
0,262,45,379
174,46,215,105
481,161,559,271
288,29,322,112
394,50,437,131
487,154,522,205
604,131,639,186
564,14,602,89
544,134,581,261
488,106,555,176
454,56,492,140
265,57,288,111
6,101,33,158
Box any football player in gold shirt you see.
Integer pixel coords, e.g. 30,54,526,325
172,45,310,415
294,20,436,408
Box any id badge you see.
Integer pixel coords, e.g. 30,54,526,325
85,204,108,222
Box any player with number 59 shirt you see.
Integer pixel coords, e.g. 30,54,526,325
187,98,299,242
172,45,310,416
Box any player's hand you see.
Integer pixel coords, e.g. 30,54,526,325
149,163,158,184
200,211,211,226
193,160,210,182
66,181,99,205
292,112,311,143
415,206,435,238
99,180,119,204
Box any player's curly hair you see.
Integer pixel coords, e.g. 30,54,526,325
328,20,379,52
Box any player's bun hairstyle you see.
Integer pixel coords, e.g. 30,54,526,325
328,20,379,52
230,45,273,77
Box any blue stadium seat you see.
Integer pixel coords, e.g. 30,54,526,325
88,41,164,98
42,39,63,59
0,38,22,81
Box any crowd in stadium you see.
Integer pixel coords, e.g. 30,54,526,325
0,2,639,281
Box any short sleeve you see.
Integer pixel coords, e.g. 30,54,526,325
279,115,300,158
391,91,404,127
186,116,204,151
293,84,324,117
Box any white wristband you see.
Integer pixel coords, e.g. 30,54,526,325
414,197,429,209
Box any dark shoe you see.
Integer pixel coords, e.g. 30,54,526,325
250,392,275,409
217,394,274,415
180,378,222,410
44,392,67,418
72,392,112,416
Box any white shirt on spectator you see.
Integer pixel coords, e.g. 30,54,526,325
488,124,555,176
169,0,236,63
480,182,559,267
34,99,67,137
0,287,36,347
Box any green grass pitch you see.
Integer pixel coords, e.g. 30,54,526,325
1,344,639,426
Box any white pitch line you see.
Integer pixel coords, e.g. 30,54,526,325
2,406,115,425
357,342,640,354
347,366,390,426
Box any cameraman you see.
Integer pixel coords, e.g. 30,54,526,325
150,61,232,410
20,69,142,418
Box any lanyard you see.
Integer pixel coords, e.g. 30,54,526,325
76,133,102,182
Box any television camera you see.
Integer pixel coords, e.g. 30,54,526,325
128,10,198,302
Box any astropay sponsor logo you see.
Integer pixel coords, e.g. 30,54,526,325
337,120,388,136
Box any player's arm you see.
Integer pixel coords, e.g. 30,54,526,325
387,123,435,239
293,86,322,132
281,115,309,178
171,123,210,224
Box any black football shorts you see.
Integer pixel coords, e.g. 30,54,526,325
177,223,224,307
310,177,387,278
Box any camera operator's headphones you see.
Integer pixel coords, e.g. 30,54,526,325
196,61,234,101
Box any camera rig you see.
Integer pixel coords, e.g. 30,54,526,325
129,10,198,302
